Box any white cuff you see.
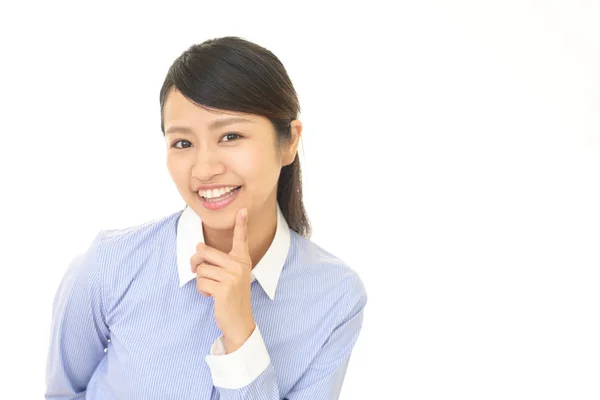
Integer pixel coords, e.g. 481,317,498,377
204,325,271,389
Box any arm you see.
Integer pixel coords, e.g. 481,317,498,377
205,275,368,400
285,281,367,400
45,234,110,399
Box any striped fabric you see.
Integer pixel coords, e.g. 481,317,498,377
45,207,367,399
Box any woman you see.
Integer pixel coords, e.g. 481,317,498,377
45,36,367,399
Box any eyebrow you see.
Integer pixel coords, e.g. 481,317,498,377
165,117,253,135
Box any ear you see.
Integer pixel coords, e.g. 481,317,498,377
282,120,302,167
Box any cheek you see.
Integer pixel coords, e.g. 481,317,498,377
228,147,279,184
166,154,190,185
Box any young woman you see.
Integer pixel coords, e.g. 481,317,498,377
45,36,367,400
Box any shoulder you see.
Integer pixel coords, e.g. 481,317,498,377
96,209,183,254
287,230,368,312
65,209,183,278
97,209,183,247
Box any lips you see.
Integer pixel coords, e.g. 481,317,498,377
196,184,241,197
199,186,241,201
197,186,242,211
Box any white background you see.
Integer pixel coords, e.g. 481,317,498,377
0,1,599,398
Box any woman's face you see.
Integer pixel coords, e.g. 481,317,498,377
163,88,300,231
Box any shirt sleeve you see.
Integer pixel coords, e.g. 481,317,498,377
45,233,110,399
207,274,368,400
205,325,272,388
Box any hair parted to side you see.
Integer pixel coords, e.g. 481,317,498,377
159,36,311,238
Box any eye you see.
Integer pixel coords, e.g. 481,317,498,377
171,139,192,149
221,133,241,142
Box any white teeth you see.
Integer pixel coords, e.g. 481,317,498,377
199,186,238,199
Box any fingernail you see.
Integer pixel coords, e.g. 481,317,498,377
241,208,247,218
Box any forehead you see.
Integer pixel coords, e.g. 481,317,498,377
163,88,263,126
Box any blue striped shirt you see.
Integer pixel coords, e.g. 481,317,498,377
45,205,367,399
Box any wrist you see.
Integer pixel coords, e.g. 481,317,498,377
223,321,256,354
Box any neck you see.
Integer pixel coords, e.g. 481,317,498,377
202,200,278,269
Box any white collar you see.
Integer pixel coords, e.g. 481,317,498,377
176,204,290,300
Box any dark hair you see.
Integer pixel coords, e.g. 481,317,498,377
159,36,311,238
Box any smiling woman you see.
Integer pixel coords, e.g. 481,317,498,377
162,88,301,242
45,36,367,400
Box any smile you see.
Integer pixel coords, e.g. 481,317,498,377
198,186,241,199
197,186,242,210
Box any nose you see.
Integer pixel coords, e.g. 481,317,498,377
191,146,225,181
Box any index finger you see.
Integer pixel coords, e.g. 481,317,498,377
230,207,249,258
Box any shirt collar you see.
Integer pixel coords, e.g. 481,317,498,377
176,204,290,300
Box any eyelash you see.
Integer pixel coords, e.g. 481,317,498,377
171,133,242,149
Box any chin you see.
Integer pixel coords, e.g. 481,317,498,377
203,215,237,231
187,196,238,230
